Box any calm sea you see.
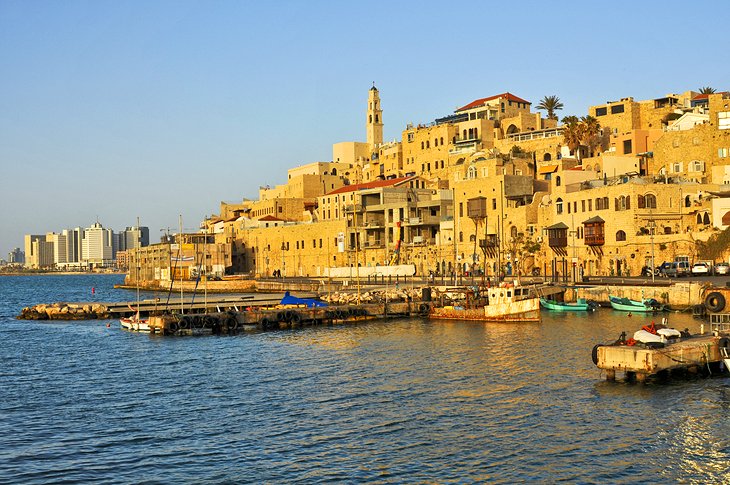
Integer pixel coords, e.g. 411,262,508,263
1,274,729,483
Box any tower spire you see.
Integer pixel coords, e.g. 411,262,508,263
366,84,383,150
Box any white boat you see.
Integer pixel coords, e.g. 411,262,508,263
430,283,540,322
120,313,150,333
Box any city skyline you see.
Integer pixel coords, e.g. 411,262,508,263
2,0,729,256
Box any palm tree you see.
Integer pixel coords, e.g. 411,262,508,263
536,95,564,120
699,86,716,94
562,117,582,160
580,115,601,156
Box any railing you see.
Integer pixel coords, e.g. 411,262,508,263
507,127,563,142
584,235,605,246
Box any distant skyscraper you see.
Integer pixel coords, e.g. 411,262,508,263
8,248,24,264
81,222,114,268
24,234,53,268
119,226,150,251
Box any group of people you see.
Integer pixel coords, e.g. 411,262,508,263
272,269,283,278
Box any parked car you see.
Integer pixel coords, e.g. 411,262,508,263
716,262,730,275
665,261,690,277
691,262,711,275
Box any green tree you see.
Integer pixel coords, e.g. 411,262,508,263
699,86,716,94
536,95,564,120
580,115,601,156
562,117,582,160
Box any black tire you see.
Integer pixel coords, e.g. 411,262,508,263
260,317,271,330
225,316,238,331
276,311,286,322
290,312,301,324
705,292,726,313
284,310,294,322
591,344,602,366
193,316,204,329
419,303,430,314
179,317,191,330
168,321,179,333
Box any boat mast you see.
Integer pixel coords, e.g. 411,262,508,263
179,214,184,315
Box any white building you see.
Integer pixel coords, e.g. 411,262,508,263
81,222,114,268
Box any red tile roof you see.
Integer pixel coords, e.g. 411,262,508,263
325,176,413,196
258,215,284,222
456,92,531,112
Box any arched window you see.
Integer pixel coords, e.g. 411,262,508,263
645,194,657,208
616,230,626,241
703,212,711,225
638,195,645,208
467,166,477,179
697,213,703,224
511,226,518,239
375,114,379,123
421,142,424,149
684,195,691,208
556,176,561,187
440,137,444,145
331,168,337,175
543,153,552,161
369,115,372,123
469,234,476,242
459,231,463,242
556,198,563,215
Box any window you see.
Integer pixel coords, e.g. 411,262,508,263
440,137,444,145
672,162,683,173
582,200,586,212
610,104,625,114
467,166,476,179
595,107,607,116
556,176,561,187
616,230,626,241
556,198,563,215
690,160,705,172
645,194,657,208
492,199,497,210
543,153,552,161
623,139,632,154
719,112,730,130
459,202,463,217
588,199,592,211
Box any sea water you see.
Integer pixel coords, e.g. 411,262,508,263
1,274,729,483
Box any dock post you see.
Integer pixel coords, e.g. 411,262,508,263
606,369,615,381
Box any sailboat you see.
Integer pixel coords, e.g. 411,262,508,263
120,217,150,332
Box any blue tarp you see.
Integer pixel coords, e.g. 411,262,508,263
279,291,328,307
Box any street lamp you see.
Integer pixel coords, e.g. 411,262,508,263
346,210,361,305
648,217,656,283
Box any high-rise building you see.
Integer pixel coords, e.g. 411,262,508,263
81,222,114,268
119,226,150,251
24,234,54,268
7,248,24,264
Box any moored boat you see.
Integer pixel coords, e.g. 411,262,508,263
430,283,540,322
609,295,666,313
120,313,150,332
540,297,597,312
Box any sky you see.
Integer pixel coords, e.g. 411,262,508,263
1,0,729,256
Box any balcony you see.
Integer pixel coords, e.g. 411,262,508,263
548,236,568,248
584,234,605,246
479,235,498,248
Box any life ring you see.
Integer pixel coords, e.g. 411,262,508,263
591,344,602,365
705,292,726,313
642,322,657,335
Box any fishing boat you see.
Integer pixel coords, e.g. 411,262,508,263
540,297,597,312
609,295,666,313
430,283,540,322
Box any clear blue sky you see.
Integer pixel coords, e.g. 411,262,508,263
1,0,728,256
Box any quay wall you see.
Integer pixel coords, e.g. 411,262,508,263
571,282,704,309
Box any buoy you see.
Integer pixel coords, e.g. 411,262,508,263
92,287,95,294
106,323,110,328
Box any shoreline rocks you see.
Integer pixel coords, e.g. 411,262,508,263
18,302,110,320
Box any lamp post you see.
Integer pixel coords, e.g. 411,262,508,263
569,214,578,283
281,242,286,282
648,217,656,283
347,210,361,305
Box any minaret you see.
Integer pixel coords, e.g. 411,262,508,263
367,84,383,150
